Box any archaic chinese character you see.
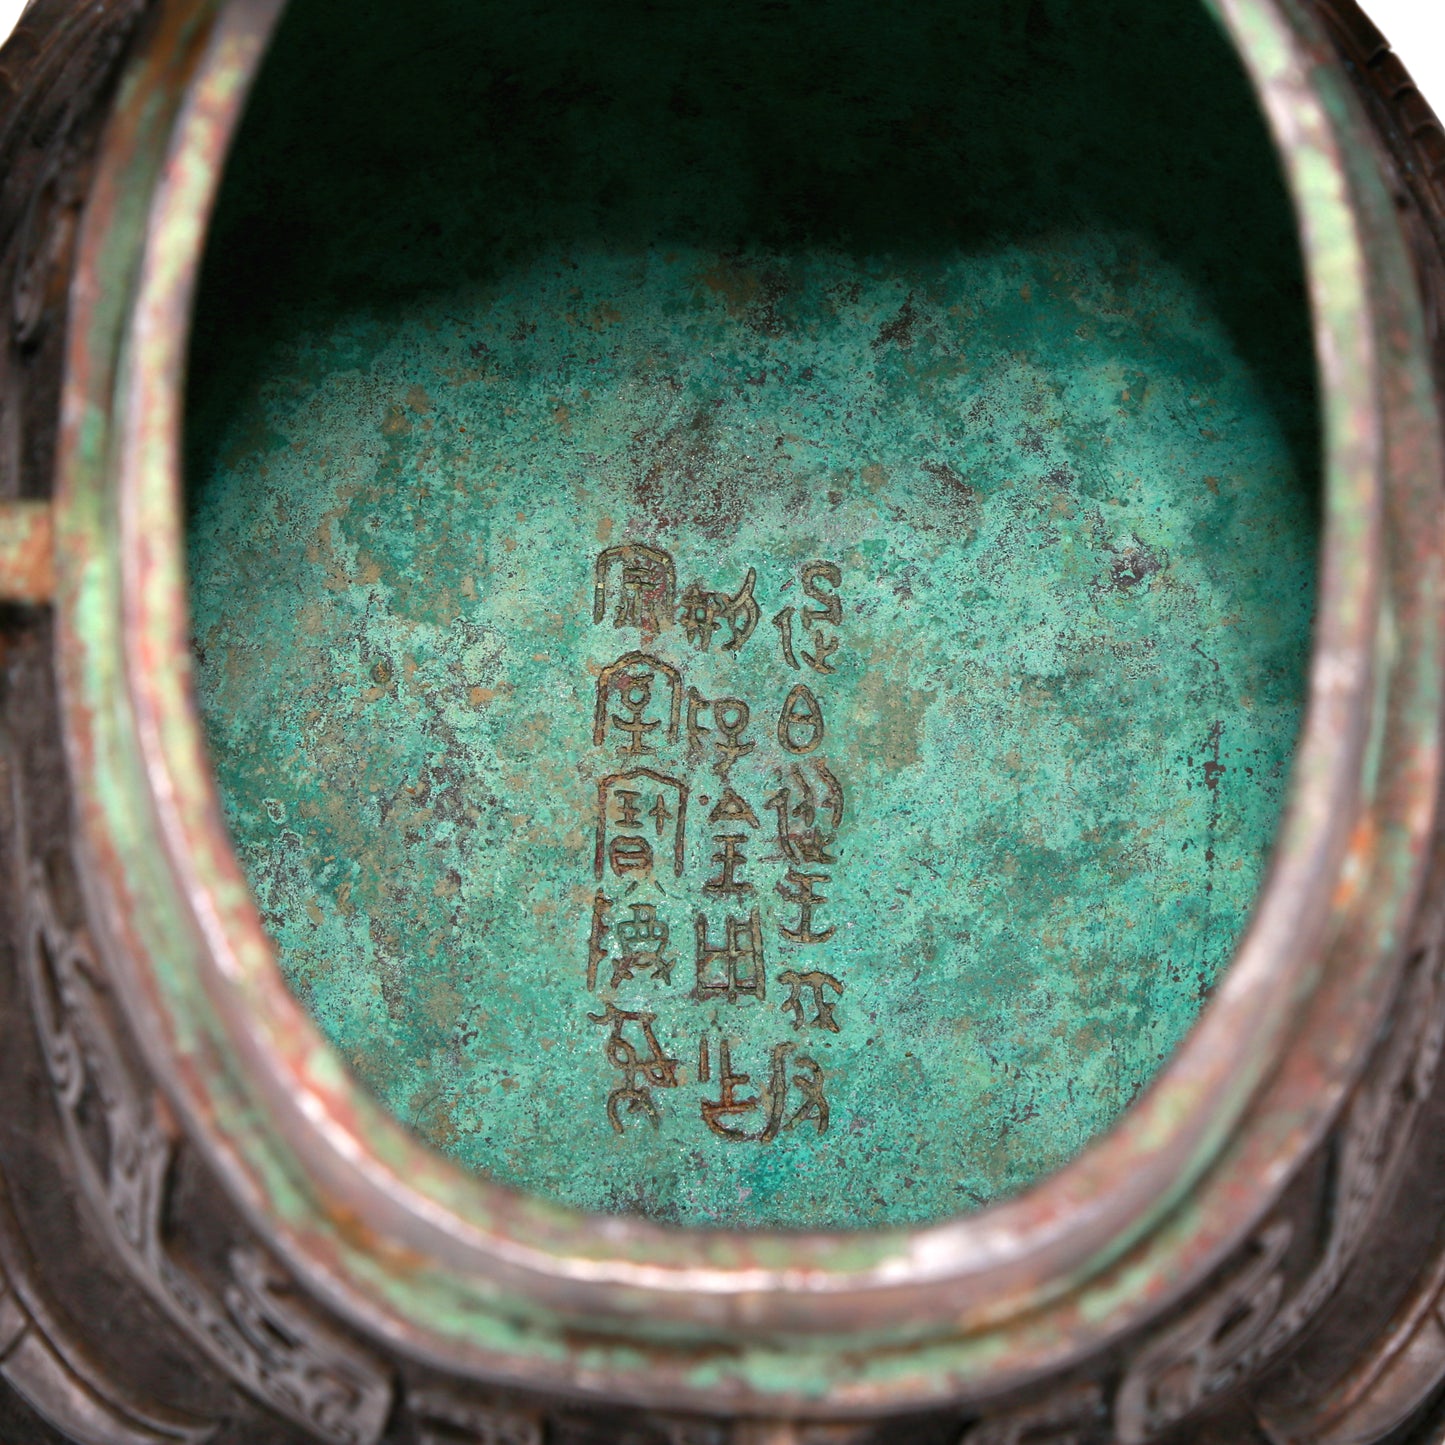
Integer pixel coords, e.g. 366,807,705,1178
594,544,676,634
779,969,844,1032
773,608,839,674
677,568,759,653
698,1038,829,1141
776,869,835,944
710,698,754,777
702,788,759,900
781,1048,829,1135
766,761,843,865
698,1037,759,1140
773,561,841,673
694,909,766,1003
588,894,675,986
589,1002,680,1133
709,788,760,829
684,692,756,777
678,583,722,651
801,561,842,629
777,683,825,755
596,769,688,879
614,902,674,985
594,652,682,756
703,834,753,900
608,834,654,874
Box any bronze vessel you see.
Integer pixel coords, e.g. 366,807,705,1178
3,0,1445,1441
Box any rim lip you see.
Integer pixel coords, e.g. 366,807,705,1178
66,0,1389,1347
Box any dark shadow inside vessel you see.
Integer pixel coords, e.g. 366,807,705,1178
189,0,1317,467
185,0,1320,1230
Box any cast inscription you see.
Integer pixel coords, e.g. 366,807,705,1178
584,545,850,1142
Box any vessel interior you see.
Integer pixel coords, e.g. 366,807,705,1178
184,0,1321,1230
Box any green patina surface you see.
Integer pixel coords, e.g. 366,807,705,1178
184,0,1319,1230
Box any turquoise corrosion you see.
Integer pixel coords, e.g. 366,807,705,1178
184,0,1320,1230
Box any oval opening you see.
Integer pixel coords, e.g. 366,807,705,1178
184,0,1320,1232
